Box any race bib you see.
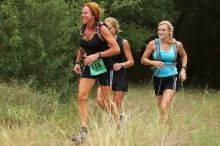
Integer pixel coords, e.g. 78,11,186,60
89,59,107,76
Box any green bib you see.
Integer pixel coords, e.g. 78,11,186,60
89,59,107,76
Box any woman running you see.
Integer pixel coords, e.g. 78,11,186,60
141,20,187,122
72,2,120,142
96,17,134,121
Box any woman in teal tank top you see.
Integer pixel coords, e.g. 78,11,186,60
152,38,178,77
141,20,188,122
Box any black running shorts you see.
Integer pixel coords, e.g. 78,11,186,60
153,74,179,96
81,66,113,86
112,69,128,92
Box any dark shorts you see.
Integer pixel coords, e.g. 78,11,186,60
112,69,128,92
81,66,113,86
153,74,179,96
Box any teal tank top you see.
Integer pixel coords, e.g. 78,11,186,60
152,39,178,77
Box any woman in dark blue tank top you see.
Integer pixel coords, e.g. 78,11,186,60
96,17,134,125
141,20,188,123
72,2,120,142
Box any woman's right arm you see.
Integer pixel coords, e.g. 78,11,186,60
141,40,164,68
73,48,85,74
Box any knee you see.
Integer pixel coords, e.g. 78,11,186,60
78,92,87,103
114,98,122,108
157,101,161,107
117,98,123,104
160,102,169,111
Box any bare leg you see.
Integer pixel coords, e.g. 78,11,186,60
113,91,124,112
160,89,175,122
78,78,96,128
96,87,105,110
156,95,163,107
99,85,119,120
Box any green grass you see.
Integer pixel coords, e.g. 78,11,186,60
0,82,219,146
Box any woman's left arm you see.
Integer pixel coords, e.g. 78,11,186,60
113,39,134,71
177,41,188,82
121,39,134,68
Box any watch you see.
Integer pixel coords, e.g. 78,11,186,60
182,66,186,70
75,61,80,65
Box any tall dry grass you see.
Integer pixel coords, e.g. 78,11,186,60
0,82,219,146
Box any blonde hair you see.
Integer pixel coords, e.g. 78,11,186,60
158,20,175,44
83,2,103,23
104,17,121,34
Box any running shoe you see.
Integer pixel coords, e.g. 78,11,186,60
71,127,88,143
118,112,128,129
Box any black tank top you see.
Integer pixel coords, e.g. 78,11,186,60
112,36,125,63
79,24,113,70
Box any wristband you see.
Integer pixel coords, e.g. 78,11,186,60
75,61,80,65
182,66,186,70
97,52,101,59
121,63,124,68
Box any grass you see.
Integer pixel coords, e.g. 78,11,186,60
0,82,219,146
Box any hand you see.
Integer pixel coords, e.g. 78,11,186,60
179,68,186,82
84,53,99,66
113,63,123,71
73,64,81,74
152,61,165,69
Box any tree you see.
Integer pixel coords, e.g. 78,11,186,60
174,0,220,88
0,0,82,87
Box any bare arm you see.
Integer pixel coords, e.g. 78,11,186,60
113,39,134,71
177,41,187,68
141,41,154,65
75,47,85,62
122,39,134,68
73,47,85,74
99,26,120,57
141,40,165,68
177,41,187,82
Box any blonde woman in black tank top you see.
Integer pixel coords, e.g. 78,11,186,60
96,17,134,126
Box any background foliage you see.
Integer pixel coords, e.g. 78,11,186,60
0,0,220,90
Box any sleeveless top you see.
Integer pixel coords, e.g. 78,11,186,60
112,36,125,63
112,36,126,72
79,23,113,70
152,38,178,77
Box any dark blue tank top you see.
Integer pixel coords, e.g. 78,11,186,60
112,36,125,63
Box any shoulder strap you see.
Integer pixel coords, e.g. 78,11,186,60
117,36,124,49
117,36,125,61
96,22,113,42
96,22,105,41
80,24,86,36
155,38,161,61
96,22,103,34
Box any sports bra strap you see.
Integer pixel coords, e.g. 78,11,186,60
96,22,105,41
96,22,111,41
